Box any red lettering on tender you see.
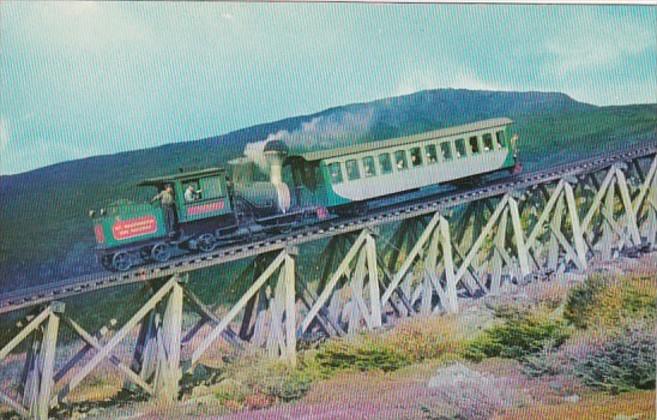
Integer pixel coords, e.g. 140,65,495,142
112,216,158,240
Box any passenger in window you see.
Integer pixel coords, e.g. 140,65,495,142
482,134,494,152
362,157,376,177
184,184,202,202
469,137,479,154
425,145,438,164
496,131,506,148
329,163,343,184
410,148,422,167
395,151,408,170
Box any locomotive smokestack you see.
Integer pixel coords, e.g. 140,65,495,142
263,140,288,185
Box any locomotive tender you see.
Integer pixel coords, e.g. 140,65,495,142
90,118,519,271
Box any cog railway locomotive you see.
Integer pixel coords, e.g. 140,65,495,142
90,118,520,271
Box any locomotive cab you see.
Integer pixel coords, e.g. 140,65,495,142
90,167,235,271
139,167,233,226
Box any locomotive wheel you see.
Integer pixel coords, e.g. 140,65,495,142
112,252,132,272
197,233,217,252
151,242,172,263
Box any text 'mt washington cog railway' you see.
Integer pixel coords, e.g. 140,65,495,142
90,118,519,271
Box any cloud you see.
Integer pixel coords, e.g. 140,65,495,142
0,117,9,152
221,13,234,20
544,12,655,76
14,2,152,53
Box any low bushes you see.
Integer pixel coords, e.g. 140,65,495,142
514,274,657,393
573,324,656,393
314,339,410,373
465,306,571,362
564,275,656,329
382,315,465,363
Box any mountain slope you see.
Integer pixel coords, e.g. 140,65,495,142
0,89,655,290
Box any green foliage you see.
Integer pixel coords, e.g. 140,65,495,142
259,365,313,402
224,358,314,403
381,315,465,363
564,275,657,329
212,379,250,405
564,275,610,328
315,339,410,374
574,324,656,393
465,306,571,362
521,340,563,378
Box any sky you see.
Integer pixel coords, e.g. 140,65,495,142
1,3,656,175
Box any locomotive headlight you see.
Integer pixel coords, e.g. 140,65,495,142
100,208,106,216
89,210,96,218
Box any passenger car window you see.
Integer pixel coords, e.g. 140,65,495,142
469,136,480,154
425,144,438,164
345,159,360,180
410,147,423,167
394,150,408,170
482,134,494,151
455,139,467,158
378,153,393,174
440,142,453,161
362,156,377,177
328,162,343,184
496,131,506,148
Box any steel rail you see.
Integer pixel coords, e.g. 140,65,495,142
1,142,656,315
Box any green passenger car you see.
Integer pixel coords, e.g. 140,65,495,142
285,118,517,209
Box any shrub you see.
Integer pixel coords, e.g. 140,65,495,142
262,367,312,402
382,315,465,363
565,275,656,329
216,355,314,406
564,275,610,328
574,324,656,393
315,339,409,373
212,378,249,407
465,307,571,362
521,340,563,377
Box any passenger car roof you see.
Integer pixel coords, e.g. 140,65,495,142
291,117,513,162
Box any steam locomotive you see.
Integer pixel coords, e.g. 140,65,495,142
90,118,519,271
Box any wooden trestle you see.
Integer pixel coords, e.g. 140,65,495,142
1,154,656,418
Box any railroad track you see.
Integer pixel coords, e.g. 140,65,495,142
2,142,656,315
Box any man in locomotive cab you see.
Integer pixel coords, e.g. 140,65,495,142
184,183,202,202
151,184,177,236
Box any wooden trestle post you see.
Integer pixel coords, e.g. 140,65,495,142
299,229,381,337
190,247,298,369
153,277,184,401
3,302,65,420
